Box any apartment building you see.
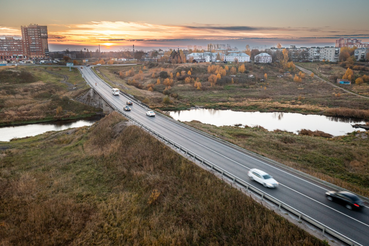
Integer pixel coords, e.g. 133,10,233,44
0,37,24,60
319,47,340,62
254,53,272,63
21,24,49,58
354,48,368,61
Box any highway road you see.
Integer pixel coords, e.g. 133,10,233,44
80,66,369,246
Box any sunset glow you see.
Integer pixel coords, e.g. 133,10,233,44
1,0,368,50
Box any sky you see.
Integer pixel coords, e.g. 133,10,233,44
1,0,369,51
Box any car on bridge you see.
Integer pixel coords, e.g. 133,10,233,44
123,106,131,111
248,168,279,188
146,111,155,117
326,191,363,210
126,100,133,105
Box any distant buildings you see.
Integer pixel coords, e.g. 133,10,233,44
0,24,48,61
0,37,24,61
335,38,369,48
254,53,272,63
225,52,250,62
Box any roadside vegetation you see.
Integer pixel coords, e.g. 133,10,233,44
0,66,101,126
0,112,325,245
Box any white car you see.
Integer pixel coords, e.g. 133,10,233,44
248,168,279,188
146,111,155,117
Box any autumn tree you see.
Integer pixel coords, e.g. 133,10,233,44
277,43,282,49
298,71,305,79
310,73,314,78
181,70,186,76
176,72,180,78
187,71,191,76
56,106,63,116
208,74,218,86
119,71,125,78
293,74,302,82
238,64,246,73
63,56,71,62
245,45,251,56
216,73,221,80
147,83,155,91
280,49,289,69
225,65,229,71
339,47,357,62
194,79,202,90
72,60,79,65
355,77,364,85
342,68,354,81
107,59,114,65
362,75,369,82
230,67,237,75
264,73,267,80
216,53,221,61
184,77,191,84
163,78,173,89
156,78,161,85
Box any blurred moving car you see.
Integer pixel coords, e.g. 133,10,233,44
248,168,279,188
112,88,119,96
146,111,155,117
123,106,131,111
126,100,133,105
326,191,363,210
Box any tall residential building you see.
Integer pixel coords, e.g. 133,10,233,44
21,24,49,58
0,37,24,60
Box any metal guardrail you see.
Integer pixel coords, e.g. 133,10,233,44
80,67,362,246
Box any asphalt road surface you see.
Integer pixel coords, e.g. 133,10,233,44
80,66,369,246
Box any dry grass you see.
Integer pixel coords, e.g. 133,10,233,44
0,112,324,245
0,67,100,125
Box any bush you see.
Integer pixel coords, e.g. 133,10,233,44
159,71,168,78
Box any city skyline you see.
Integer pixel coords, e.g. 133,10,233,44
1,0,369,51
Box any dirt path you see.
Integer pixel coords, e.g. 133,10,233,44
296,65,369,99
44,69,75,90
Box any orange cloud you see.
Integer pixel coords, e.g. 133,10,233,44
0,26,21,37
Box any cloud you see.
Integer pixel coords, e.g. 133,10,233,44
0,26,21,37
42,21,369,47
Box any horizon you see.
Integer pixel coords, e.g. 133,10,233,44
1,0,369,52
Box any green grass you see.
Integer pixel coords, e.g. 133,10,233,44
0,112,325,245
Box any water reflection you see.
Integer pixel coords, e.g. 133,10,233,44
168,109,367,137
0,116,101,142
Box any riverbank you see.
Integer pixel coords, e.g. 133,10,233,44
0,112,325,245
0,112,104,127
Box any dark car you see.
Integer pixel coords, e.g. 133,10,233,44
123,106,131,111
326,191,364,210
126,100,133,105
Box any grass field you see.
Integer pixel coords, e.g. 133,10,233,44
0,66,101,126
96,62,369,119
0,112,325,245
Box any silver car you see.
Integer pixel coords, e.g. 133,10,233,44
248,168,279,188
